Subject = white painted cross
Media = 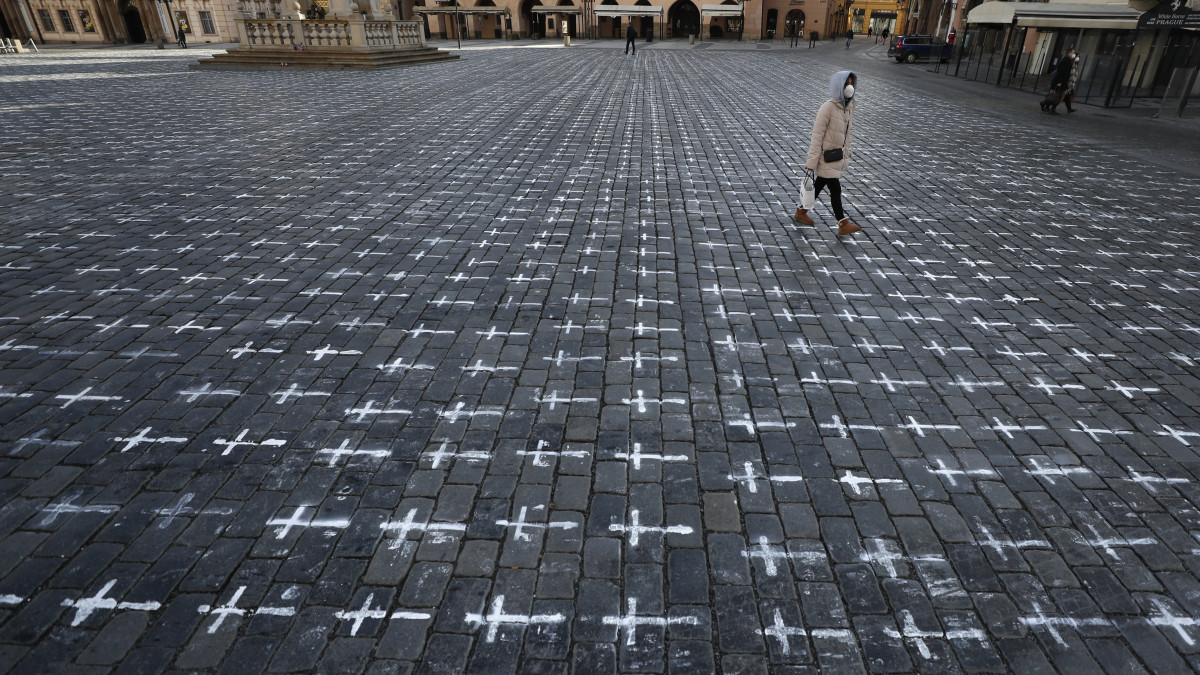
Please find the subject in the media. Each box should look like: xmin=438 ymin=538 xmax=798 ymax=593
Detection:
xmin=1027 ymin=377 xmax=1087 ymax=397
xmin=377 ymin=358 xmax=436 ymax=376
xmin=602 ymin=598 xmax=700 ymax=646
xmin=316 ymin=439 xmax=391 ymax=467
xmin=379 ymin=508 xmax=467 ymax=549
xmin=727 ymin=414 xmax=795 ymax=437
xmin=899 ymin=416 xmax=961 ymax=438
xmin=1105 ymin=380 xmax=1162 ymax=399
xmin=265 ymin=506 xmax=351 ymax=539
xmin=0 ymin=594 xmax=22 ymax=606
xmin=112 ymin=427 xmax=188 ymax=453
xmin=1148 ymin=598 xmax=1200 ymax=646
xmin=307 ymin=345 xmax=363 ymax=362
xmin=211 ymin=430 xmax=287 ymax=457
xmin=741 ymin=536 xmax=826 ymax=577
xmin=619 ymin=352 xmax=680 ymax=369
xmin=151 ymin=493 xmax=234 ymax=528
xmin=197 ymin=586 xmax=296 ymax=634
xmin=621 ymin=390 xmax=688 ymax=413
xmin=1081 ymin=523 xmax=1159 ymax=561
xmin=1156 ymin=425 xmax=1200 ymax=447
xmin=884 ymin=609 xmax=989 ymax=659
xmin=607 ymin=509 xmax=693 ymax=546
xmin=54 ymin=387 xmax=124 ymax=408
xmin=334 ymin=593 xmax=430 ymax=636
xmin=534 ymin=389 xmax=598 ymax=411
xmin=39 ymin=494 xmax=119 ymax=526
xmin=495 ymin=506 xmax=579 ymax=542
xmin=614 ymin=442 xmax=689 ymax=470
xmin=726 ymin=461 xmax=805 ymax=494
xmin=439 ymin=402 xmax=505 ymax=422
xmin=972 ymin=525 xmax=1050 ymax=562
xmin=344 ymin=401 xmax=413 ymax=423
xmin=870 ymin=373 xmax=929 ymax=393
xmin=990 ymin=418 xmax=1049 ymax=439
xmin=1071 ymin=421 xmax=1134 ymax=443
xmin=1019 ymin=601 xmax=1110 ymax=648
xmin=838 ymin=470 xmax=905 ymax=497
xmin=422 ymin=441 xmax=490 ymax=469
xmin=517 ymin=439 xmax=590 ymax=467
xmin=61 ymin=580 xmax=161 ymax=626
xmin=466 ymin=595 xmax=566 ymax=643
xmin=757 ymin=608 xmax=807 ymax=656
xmin=178 ymin=383 xmax=242 ymax=403
xmin=1023 ymin=458 xmax=1094 ymax=484
xmin=928 ymin=458 xmax=998 ymax=487
xmin=270 ymin=384 xmax=333 ymax=405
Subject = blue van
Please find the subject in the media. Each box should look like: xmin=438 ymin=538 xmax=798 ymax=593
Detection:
xmin=887 ymin=34 xmax=953 ymax=63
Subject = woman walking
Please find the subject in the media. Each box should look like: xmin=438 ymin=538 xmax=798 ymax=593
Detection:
xmin=794 ymin=70 xmax=861 ymax=236
xmin=1049 ymin=48 xmax=1079 ymax=114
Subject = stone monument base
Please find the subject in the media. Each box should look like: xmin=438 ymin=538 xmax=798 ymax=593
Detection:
xmin=193 ymin=18 xmax=458 ymax=70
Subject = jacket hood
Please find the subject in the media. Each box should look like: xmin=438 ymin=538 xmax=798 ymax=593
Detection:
xmin=830 ymin=70 xmax=856 ymax=107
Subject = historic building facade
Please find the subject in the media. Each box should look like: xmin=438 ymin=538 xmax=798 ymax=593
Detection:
xmin=0 ymin=0 xmax=240 ymax=44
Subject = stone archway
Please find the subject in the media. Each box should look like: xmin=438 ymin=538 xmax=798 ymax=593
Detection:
xmin=667 ymin=0 xmax=697 ymax=38
xmin=520 ymin=0 xmax=541 ymax=37
xmin=785 ymin=8 xmax=803 ymax=37
xmin=121 ymin=2 xmax=147 ymax=43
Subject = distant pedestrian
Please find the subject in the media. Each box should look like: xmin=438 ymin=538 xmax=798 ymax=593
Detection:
xmin=1049 ymin=47 xmax=1079 ymax=114
xmin=177 ymin=25 xmax=188 ymax=48
xmin=881 ymin=28 xmax=889 ymax=42
xmin=625 ymin=23 xmax=637 ymax=55
xmin=809 ymin=30 xmax=818 ymax=48
xmin=845 ymin=28 xmax=853 ymax=48
xmin=794 ymin=70 xmax=861 ymax=236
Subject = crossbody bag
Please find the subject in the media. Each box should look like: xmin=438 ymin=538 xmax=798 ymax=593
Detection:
xmin=822 ymin=112 xmax=851 ymax=163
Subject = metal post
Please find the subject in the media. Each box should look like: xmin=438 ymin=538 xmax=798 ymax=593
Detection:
xmin=455 ymin=1 xmax=461 ymax=48
xmin=23 ymin=0 xmax=45 ymax=43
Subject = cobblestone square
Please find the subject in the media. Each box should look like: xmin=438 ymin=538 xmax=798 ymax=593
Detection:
xmin=2 ymin=40 xmax=1200 ymax=672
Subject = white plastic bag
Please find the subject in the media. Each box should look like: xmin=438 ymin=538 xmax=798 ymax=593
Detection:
xmin=800 ymin=171 xmax=815 ymax=210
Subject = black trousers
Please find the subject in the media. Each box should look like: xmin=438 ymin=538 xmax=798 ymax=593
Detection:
xmin=814 ymin=177 xmax=845 ymax=220
xmin=626 ymin=37 xmax=635 ymax=54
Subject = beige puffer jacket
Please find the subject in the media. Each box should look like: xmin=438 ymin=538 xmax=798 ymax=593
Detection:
xmin=805 ymin=70 xmax=856 ymax=179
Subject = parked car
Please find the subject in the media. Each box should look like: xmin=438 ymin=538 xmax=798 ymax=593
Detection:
xmin=887 ymin=34 xmax=952 ymax=63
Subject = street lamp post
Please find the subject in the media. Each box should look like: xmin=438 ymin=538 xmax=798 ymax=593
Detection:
xmin=435 ymin=0 xmax=461 ymax=48
xmin=157 ymin=0 xmax=180 ymax=45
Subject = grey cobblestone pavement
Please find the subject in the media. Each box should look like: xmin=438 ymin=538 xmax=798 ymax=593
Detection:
xmin=2 ymin=39 xmax=1200 ymax=673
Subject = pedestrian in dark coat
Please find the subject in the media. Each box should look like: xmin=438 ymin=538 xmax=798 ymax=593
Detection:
xmin=177 ymin=25 xmax=188 ymax=48
xmin=809 ymin=30 xmax=818 ymax=47
xmin=794 ymin=70 xmax=862 ymax=236
xmin=1049 ymin=48 xmax=1079 ymax=113
xmin=845 ymin=28 xmax=853 ymax=48
xmin=625 ymin=23 xmax=637 ymax=55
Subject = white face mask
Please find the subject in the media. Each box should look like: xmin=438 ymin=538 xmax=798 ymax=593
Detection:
xmin=843 ymin=84 xmax=855 ymax=100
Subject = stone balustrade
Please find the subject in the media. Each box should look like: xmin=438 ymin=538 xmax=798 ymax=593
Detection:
xmin=239 ymin=18 xmax=426 ymax=51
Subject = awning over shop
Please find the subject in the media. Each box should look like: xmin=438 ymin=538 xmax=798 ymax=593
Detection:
xmin=700 ymin=4 xmax=742 ymax=16
xmin=594 ymin=6 xmax=663 ymax=16
xmin=414 ymin=5 xmax=509 ymax=13
xmin=966 ymin=2 xmax=1141 ymax=30
xmin=529 ymin=4 xmax=581 ymax=13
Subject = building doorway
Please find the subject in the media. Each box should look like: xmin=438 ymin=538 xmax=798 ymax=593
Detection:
xmin=520 ymin=0 xmax=542 ymax=37
xmin=668 ymin=0 xmax=698 ymax=38
xmin=122 ymin=6 xmax=147 ymax=43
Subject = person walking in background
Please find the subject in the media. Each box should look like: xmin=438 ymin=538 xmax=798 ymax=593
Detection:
xmin=809 ymin=30 xmax=818 ymax=48
xmin=1050 ymin=47 xmax=1080 ymax=113
xmin=625 ymin=23 xmax=637 ymax=55
xmin=845 ymin=28 xmax=854 ymax=48
xmin=794 ymin=70 xmax=862 ymax=236
xmin=177 ymin=25 xmax=188 ymax=48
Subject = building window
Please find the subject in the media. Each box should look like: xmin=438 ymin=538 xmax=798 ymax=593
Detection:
xmin=199 ymin=10 xmax=217 ymax=33
xmin=37 ymin=8 xmax=55 ymax=31
xmin=177 ymin=11 xmax=192 ymax=33
xmin=58 ymin=9 xmax=74 ymax=31
xmin=78 ymin=9 xmax=96 ymax=32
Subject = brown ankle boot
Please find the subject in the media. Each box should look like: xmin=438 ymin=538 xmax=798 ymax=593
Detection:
xmin=793 ymin=208 xmax=815 ymax=226
xmin=837 ymin=218 xmax=861 ymax=235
